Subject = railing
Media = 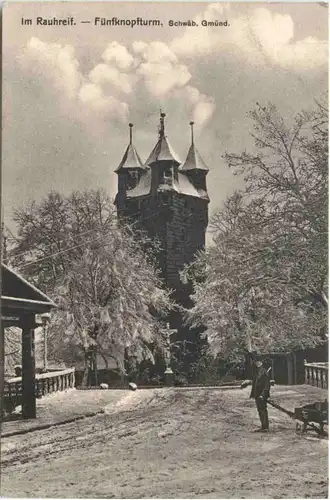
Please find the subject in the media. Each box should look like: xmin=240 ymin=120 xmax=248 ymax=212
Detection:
xmin=4 ymin=368 xmax=75 ymax=402
xmin=305 ymin=362 xmax=328 ymax=389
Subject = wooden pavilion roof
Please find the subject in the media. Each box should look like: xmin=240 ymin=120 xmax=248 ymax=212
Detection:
xmin=1 ymin=263 xmax=56 ymax=321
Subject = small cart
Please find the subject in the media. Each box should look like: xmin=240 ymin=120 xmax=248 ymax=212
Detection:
xmin=294 ymin=401 xmax=328 ymax=437
xmin=268 ymin=398 xmax=328 ymax=437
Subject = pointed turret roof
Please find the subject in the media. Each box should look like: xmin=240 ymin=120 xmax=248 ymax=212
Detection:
xmin=145 ymin=112 xmax=180 ymax=166
xmin=180 ymin=121 xmax=209 ymax=172
xmin=115 ymin=123 xmax=145 ymax=173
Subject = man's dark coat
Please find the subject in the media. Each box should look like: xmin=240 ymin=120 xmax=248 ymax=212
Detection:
xmin=250 ymin=366 xmax=270 ymax=400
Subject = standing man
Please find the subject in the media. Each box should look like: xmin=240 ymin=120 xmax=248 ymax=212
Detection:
xmin=250 ymin=357 xmax=270 ymax=432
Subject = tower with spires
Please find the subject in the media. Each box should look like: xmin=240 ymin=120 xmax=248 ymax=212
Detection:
xmin=114 ymin=113 xmax=209 ymax=355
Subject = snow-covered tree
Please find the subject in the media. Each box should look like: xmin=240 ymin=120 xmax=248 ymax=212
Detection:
xmin=185 ymin=100 xmax=328 ymax=360
xmin=10 ymin=189 xmax=173 ymax=381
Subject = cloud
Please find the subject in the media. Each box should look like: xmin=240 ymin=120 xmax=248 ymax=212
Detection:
xmin=170 ymin=3 xmax=328 ymax=70
xmin=132 ymin=40 xmax=178 ymax=64
xmin=181 ymin=86 xmax=215 ymax=129
xmin=132 ymin=41 xmax=192 ymax=97
xmin=193 ymin=98 xmax=215 ymax=128
xmin=280 ymin=36 xmax=328 ymax=68
xmin=128 ymin=41 xmax=215 ymax=126
xmin=19 ymin=36 xmax=216 ymax=129
xmin=102 ymin=41 xmax=135 ymax=70
xmin=19 ymin=37 xmax=130 ymax=123
xmin=17 ymin=1 xmax=327 ymax=137
xmin=89 ymin=64 xmax=135 ymax=94
xmin=3 ymin=2 xmax=327 ymax=240
xmin=22 ymin=37 xmax=81 ymax=99
xmin=78 ymin=83 xmax=128 ymax=120
xmin=170 ymin=3 xmax=231 ymax=57
xmin=137 ymin=59 xmax=191 ymax=98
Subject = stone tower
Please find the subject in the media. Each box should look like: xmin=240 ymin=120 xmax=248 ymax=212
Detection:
xmin=115 ymin=113 xmax=209 ymax=364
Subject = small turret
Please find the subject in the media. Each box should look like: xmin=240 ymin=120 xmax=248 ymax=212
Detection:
xmin=115 ymin=123 xmax=145 ymax=210
xmin=145 ymin=112 xmax=181 ymax=195
xmin=146 ymin=112 xmax=181 ymax=166
xmin=180 ymin=121 xmax=209 ymax=196
xmin=115 ymin=123 xmax=144 ymax=174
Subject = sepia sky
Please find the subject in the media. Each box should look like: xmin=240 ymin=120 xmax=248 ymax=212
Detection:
xmin=2 ymin=2 xmax=328 ymax=235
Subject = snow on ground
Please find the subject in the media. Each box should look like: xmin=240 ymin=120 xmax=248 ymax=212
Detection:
xmin=1 ymin=385 xmax=328 ymax=498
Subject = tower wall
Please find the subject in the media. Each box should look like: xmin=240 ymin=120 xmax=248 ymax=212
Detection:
xmin=124 ymin=192 xmax=207 ymax=294
xmin=115 ymin=116 xmax=210 ymax=377
xmin=165 ymin=194 xmax=208 ymax=292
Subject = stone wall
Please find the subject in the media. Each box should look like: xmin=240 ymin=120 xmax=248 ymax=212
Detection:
xmin=127 ymin=192 xmax=208 ymax=295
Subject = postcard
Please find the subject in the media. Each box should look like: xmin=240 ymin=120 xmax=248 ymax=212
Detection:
xmin=1 ymin=2 xmax=328 ymax=499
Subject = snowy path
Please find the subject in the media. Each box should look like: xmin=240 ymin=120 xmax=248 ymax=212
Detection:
xmin=1 ymin=386 xmax=328 ymax=498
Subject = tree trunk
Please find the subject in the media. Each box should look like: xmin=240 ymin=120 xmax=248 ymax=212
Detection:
xmin=124 ymin=347 xmax=129 ymax=376
xmin=81 ymin=351 xmax=89 ymax=387
xmin=93 ymin=350 xmax=98 ymax=386
xmin=118 ymin=358 xmax=126 ymax=388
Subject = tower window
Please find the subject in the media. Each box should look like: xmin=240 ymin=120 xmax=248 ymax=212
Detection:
xmin=127 ymin=171 xmax=138 ymax=190
xmin=164 ymin=165 xmax=172 ymax=178
xmin=162 ymin=165 xmax=173 ymax=187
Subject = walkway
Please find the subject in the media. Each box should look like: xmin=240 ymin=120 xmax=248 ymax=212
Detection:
xmin=1 ymin=385 xmax=328 ymax=498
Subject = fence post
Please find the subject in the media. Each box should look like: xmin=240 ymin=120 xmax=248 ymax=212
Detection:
xmin=304 ymin=362 xmax=328 ymax=390
xmin=314 ymin=366 xmax=318 ymax=387
xmin=293 ymin=353 xmax=297 ymax=385
xmin=286 ymin=353 xmax=294 ymax=385
xmin=5 ymin=368 xmax=76 ymax=410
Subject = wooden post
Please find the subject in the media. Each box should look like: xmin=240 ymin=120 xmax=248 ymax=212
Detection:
xmin=313 ymin=366 xmax=317 ymax=386
xmin=293 ymin=352 xmax=299 ymax=385
xmin=0 ymin=324 xmax=5 ymax=418
xmin=20 ymin=314 xmax=37 ymax=419
xmin=41 ymin=313 xmax=51 ymax=373
xmin=271 ymin=359 xmax=275 ymax=381
xmin=325 ymin=367 xmax=328 ymax=390
xmin=94 ymin=351 xmax=98 ymax=387
xmin=286 ymin=353 xmax=293 ymax=385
